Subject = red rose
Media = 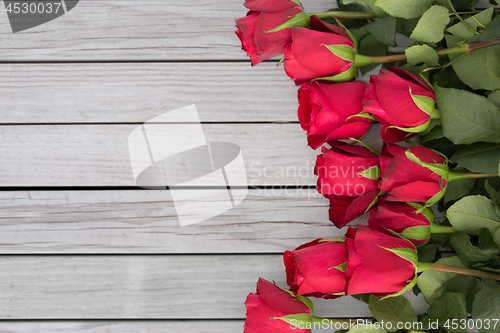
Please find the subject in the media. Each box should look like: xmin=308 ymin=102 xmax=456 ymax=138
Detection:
xmin=284 ymin=16 xmax=356 ymax=85
xmin=315 ymin=141 xmax=381 ymax=228
xmin=284 ymin=239 xmax=347 ymax=298
xmin=368 ymin=198 xmax=433 ymax=247
xmin=298 ymin=81 xmax=371 ymax=149
xmin=235 ymin=0 xmax=308 ymax=65
xmin=244 ymin=278 xmax=312 ymax=333
xmin=380 ymin=146 xmax=448 ymax=206
xmin=363 ymin=67 xmax=436 ymax=143
xmin=345 ymin=226 xmax=417 ymax=296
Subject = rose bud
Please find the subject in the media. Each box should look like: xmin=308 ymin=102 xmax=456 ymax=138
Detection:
xmin=363 ymin=67 xmax=437 ymax=143
xmin=244 ymin=278 xmax=313 ymax=332
xmin=284 ymin=238 xmax=347 ymax=299
xmin=345 ymin=226 xmax=418 ymax=296
xmin=284 ymin=15 xmax=357 ymax=85
xmin=380 ymin=146 xmax=448 ymax=207
xmin=315 ymin=141 xmax=382 ymax=228
xmin=298 ymin=81 xmax=372 ymax=150
xmin=235 ymin=0 xmax=309 ymax=66
xmin=368 ymin=198 xmax=434 ymax=247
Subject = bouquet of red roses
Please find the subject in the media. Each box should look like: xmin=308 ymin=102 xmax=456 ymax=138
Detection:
xmin=236 ymin=0 xmax=500 ymax=332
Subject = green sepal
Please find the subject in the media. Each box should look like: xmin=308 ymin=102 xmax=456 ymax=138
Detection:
xmin=380 ymin=275 xmax=418 ymax=300
xmin=401 ymin=226 xmax=431 ymax=242
xmin=315 ymin=65 xmax=356 ymax=83
xmin=410 ymin=87 xmax=435 ymax=114
xmin=347 ymin=112 xmax=377 ymax=121
xmin=290 ymin=0 xmax=304 ymax=8
xmin=364 ymin=190 xmax=383 ymax=213
xmin=319 ymin=238 xmax=345 ymax=243
xmin=329 ymin=261 xmax=347 ymax=273
xmin=266 ymin=11 xmax=310 ymax=33
xmin=349 ymin=138 xmax=381 ymax=155
xmin=333 ymin=17 xmax=359 ymax=51
xmin=272 ymin=313 xmax=312 ymax=325
xmin=404 ymin=150 xmax=449 ymax=180
xmin=380 ymin=245 xmax=418 ymax=265
xmin=422 ymin=185 xmax=447 ymax=209
xmin=273 ymin=281 xmax=314 ymax=313
xmin=387 ymin=119 xmax=431 ymax=134
xmin=324 ymin=44 xmax=356 ymax=61
xmin=357 ymin=165 xmax=381 ymax=180
xmin=406 ymin=202 xmax=435 ymax=223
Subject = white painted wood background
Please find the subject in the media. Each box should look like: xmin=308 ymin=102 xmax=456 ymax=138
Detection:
xmin=3 ymin=0 xmax=489 ymax=331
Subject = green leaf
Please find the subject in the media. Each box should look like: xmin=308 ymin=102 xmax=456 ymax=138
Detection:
xmin=374 ymin=0 xmax=433 ymax=19
xmin=471 ymin=280 xmax=500 ymax=333
xmin=368 ymin=295 xmax=418 ymax=332
xmin=450 ymin=232 xmax=499 ymax=266
xmin=439 ymin=275 xmax=480 ymax=313
xmin=452 ymin=45 xmax=500 ymax=91
xmin=358 ymin=34 xmax=388 ymax=74
xmin=405 ymin=45 xmax=440 ymax=66
xmin=417 ymin=256 xmax=466 ymax=304
xmin=418 ymin=243 xmax=438 ymax=263
xmin=421 ymin=125 xmax=444 ymax=143
xmin=447 ymin=195 xmax=500 ymax=247
xmin=358 ymin=165 xmax=381 ymax=180
xmin=467 ymin=16 xmax=500 ymax=43
xmin=435 ymin=86 xmax=500 ymax=145
xmin=479 ymin=227 xmax=500 ymax=253
xmin=427 ymin=292 xmax=467 ymax=333
xmin=451 ymin=143 xmax=500 ymax=174
xmin=488 ymin=90 xmax=500 ymax=109
xmin=444 ymin=170 xmax=475 ymax=203
xmin=485 ymin=180 xmax=500 ymax=217
xmin=362 ymin=0 xmax=389 ymax=18
xmin=410 ymin=5 xmax=450 ymax=43
xmin=365 ymin=17 xmax=397 ymax=47
xmin=447 ymin=7 xmax=494 ymax=39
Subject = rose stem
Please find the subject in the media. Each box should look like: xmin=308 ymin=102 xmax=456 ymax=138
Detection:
xmin=355 ymin=38 xmax=500 ymax=66
xmin=448 ymin=172 xmax=499 ymax=182
xmin=310 ymin=11 xmax=377 ymax=20
xmin=430 ymin=224 xmax=457 ymax=234
xmin=418 ymin=262 xmax=500 ymax=281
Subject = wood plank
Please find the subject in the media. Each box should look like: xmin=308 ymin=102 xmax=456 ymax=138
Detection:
xmin=0 ymin=321 xmax=246 ymax=333
xmin=0 ymin=255 xmax=428 ymax=319
xmin=0 ymin=0 xmax=333 ymax=61
xmin=0 ymin=63 xmax=300 ymax=123
xmin=0 ymin=123 xmax=384 ymax=186
xmin=0 ymin=189 xmax=341 ymax=254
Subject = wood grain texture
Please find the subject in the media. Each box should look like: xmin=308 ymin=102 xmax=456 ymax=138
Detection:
xmin=0 ymin=321 xmax=246 ymax=333
xmin=0 ymin=189 xmax=344 ymax=254
xmin=0 ymin=0 xmax=333 ymax=61
xmin=0 ymin=123 xmax=384 ymax=186
xmin=0 ymin=255 xmax=429 ymax=319
xmin=0 ymin=63 xmax=299 ymax=123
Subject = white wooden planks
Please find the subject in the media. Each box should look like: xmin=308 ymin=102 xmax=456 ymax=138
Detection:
xmin=0 ymin=189 xmax=351 ymax=254
xmin=0 ymin=321 xmax=246 ymax=333
xmin=0 ymin=63 xmax=299 ymax=123
xmin=0 ymin=123 xmax=384 ymax=186
xmin=0 ymin=255 xmax=428 ymax=319
xmin=0 ymin=0 xmax=334 ymax=61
